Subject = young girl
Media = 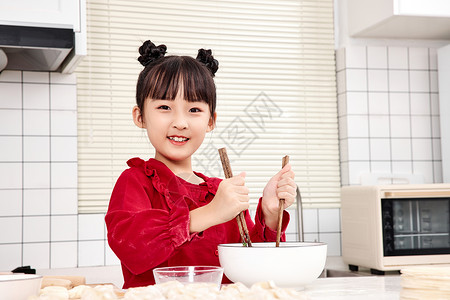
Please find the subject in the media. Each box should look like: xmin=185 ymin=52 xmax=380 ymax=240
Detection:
xmin=105 ymin=40 xmax=297 ymax=289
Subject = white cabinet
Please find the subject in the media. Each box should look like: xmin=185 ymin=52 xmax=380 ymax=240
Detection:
xmin=0 ymin=0 xmax=81 ymax=32
xmin=348 ymin=0 xmax=450 ymax=39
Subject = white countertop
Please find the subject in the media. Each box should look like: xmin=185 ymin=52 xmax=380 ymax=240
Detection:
xmin=304 ymin=276 xmax=401 ymax=299
xmin=37 ymin=257 xmax=404 ymax=298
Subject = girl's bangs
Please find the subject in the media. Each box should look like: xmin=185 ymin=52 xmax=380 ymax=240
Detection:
xmin=145 ymin=58 xmax=211 ymax=105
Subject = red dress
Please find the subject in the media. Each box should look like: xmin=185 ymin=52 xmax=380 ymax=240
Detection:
xmin=105 ymin=158 xmax=290 ymax=288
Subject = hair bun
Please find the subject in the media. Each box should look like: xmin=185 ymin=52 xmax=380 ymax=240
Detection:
xmin=138 ymin=40 xmax=167 ymax=67
xmin=196 ymin=49 xmax=219 ymax=76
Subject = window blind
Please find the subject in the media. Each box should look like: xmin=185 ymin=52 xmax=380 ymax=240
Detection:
xmin=76 ymin=0 xmax=340 ymax=213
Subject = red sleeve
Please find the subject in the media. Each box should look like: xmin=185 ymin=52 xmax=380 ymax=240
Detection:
xmin=247 ymin=198 xmax=290 ymax=242
xmin=105 ymin=169 xmax=191 ymax=275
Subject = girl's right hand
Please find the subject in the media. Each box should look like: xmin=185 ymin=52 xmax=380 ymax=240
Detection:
xmin=189 ymin=172 xmax=249 ymax=233
xmin=209 ymin=172 xmax=250 ymax=224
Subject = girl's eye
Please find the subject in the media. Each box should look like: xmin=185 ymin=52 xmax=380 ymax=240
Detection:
xmin=189 ymin=107 xmax=201 ymax=113
xmin=157 ymin=105 xmax=170 ymax=110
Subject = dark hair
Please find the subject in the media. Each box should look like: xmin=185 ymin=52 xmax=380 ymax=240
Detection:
xmin=136 ymin=40 xmax=219 ymax=117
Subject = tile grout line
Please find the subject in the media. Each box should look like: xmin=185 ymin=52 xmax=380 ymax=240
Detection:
xmin=365 ymin=46 xmax=373 ymax=174
xmin=21 ymin=70 xmax=24 ymax=268
xmin=407 ymin=48 xmax=415 ymax=175
xmin=386 ymin=46 xmax=394 ymax=177
xmin=427 ymin=48 xmax=436 ymax=183
xmin=48 ymin=71 xmax=52 ymax=269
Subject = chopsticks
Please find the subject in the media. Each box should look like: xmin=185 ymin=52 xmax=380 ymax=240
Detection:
xmin=218 ymin=148 xmax=252 ymax=247
xmin=276 ymin=155 xmax=290 ymax=247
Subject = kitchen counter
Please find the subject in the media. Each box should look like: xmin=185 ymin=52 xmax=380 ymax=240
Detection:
xmin=36 ymin=257 xmax=404 ymax=298
xmin=303 ymin=276 xmax=401 ymax=299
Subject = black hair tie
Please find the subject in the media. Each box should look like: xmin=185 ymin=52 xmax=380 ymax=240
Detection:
xmin=138 ymin=40 xmax=167 ymax=67
xmin=196 ymin=48 xmax=219 ymax=76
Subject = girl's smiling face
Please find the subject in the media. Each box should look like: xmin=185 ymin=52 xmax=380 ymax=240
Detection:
xmin=133 ymin=88 xmax=216 ymax=168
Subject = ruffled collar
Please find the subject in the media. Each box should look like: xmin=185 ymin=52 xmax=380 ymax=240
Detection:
xmin=126 ymin=157 xmax=221 ymax=196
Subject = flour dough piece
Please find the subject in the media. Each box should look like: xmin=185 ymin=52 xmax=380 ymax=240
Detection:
xmin=68 ymin=285 xmax=93 ymax=299
xmin=124 ymin=285 xmax=165 ymax=300
xmin=81 ymin=284 xmax=118 ymax=300
xmin=251 ymin=281 xmax=308 ymax=300
xmin=219 ymin=282 xmax=250 ymax=299
xmin=38 ymin=286 xmax=70 ymax=299
xmin=218 ymin=281 xmax=307 ymax=300
xmin=30 ymin=280 xmax=307 ymax=300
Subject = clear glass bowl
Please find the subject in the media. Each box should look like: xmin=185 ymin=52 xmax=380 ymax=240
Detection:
xmin=153 ymin=266 xmax=223 ymax=288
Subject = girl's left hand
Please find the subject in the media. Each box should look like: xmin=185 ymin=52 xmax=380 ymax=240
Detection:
xmin=261 ymin=164 xmax=296 ymax=230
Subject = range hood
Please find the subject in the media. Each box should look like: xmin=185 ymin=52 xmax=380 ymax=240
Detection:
xmin=0 ymin=0 xmax=86 ymax=74
xmin=0 ymin=24 xmax=74 ymax=72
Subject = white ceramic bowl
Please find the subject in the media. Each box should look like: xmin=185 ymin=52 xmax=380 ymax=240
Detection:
xmin=0 ymin=274 xmax=43 ymax=300
xmin=153 ymin=266 xmax=223 ymax=288
xmin=218 ymin=242 xmax=327 ymax=289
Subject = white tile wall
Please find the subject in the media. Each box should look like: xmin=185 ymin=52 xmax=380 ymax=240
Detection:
xmin=300 ymin=208 xmax=342 ymax=255
xmin=368 ymin=70 xmax=388 ymax=91
xmin=51 ymin=137 xmax=77 ymax=161
xmin=319 ymin=233 xmax=341 ymax=256
xmin=388 ymin=47 xmax=408 ymax=69
xmin=51 ymin=215 xmax=78 ymax=242
xmin=23 ymin=243 xmax=50 ymax=269
xmin=79 ymin=214 xmax=105 ymax=240
xmin=346 ymin=92 xmax=368 ymax=114
xmin=367 ymin=46 xmax=387 ymax=69
xmin=0 ymin=110 xmax=22 ymax=135
xmin=345 ymin=46 xmax=366 ymax=68
xmin=0 ymin=190 xmax=22 ymax=216
xmin=388 ymin=70 xmax=409 ymax=92
xmin=410 ymin=93 xmax=431 ymax=115
xmin=23 ymin=136 xmax=50 ymax=162
xmin=23 ymin=110 xmax=50 ymax=135
xmin=23 ymin=189 xmax=50 ymax=216
xmin=51 ymin=162 xmax=78 ymax=188
xmin=338 ymin=46 xmax=442 ymax=186
xmin=105 ymin=243 xmax=121 ymax=266
xmin=23 ymin=163 xmax=50 ymax=188
xmin=51 ymin=242 xmax=77 ymax=268
xmin=410 ymin=71 xmax=430 ymax=92
xmin=0 ymin=244 xmax=22 ymax=271
xmin=390 ymin=93 xmax=410 ymax=114
xmin=23 ymin=84 xmax=50 ymax=109
xmin=0 ymin=217 xmax=22 ymax=243
xmin=50 ymin=110 xmax=77 ymax=136
xmin=409 ymin=48 xmax=429 ymax=70
xmin=369 ymin=115 xmax=390 ymax=137
xmin=23 ymin=71 xmax=49 ymax=83
xmin=0 ymin=70 xmax=21 ymax=82
xmin=0 ymin=163 xmax=22 ymax=189
xmin=346 ymin=69 xmax=367 ymax=91
xmin=79 ymin=241 xmax=105 ymax=267
xmin=348 ymin=138 xmax=370 ymax=160
xmin=23 ymin=216 xmax=50 ymax=243
xmin=51 ymin=189 xmax=78 ymax=215
xmin=368 ymin=92 xmax=389 ymax=115
xmin=0 ymin=71 xmax=81 ymax=271
xmin=51 ymin=85 xmax=77 ymax=110
xmin=0 ymin=136 xmax=22 ymax=161
xmin=0 ymin=82 xmax=22 ymax=108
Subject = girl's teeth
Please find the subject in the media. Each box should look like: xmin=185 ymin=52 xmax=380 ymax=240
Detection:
xmin=169 ymin=137 xmax=188 ymax=142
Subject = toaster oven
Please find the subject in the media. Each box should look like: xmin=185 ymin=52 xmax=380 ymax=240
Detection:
xmin=341 ymin=184 xmax=450 ymax=274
